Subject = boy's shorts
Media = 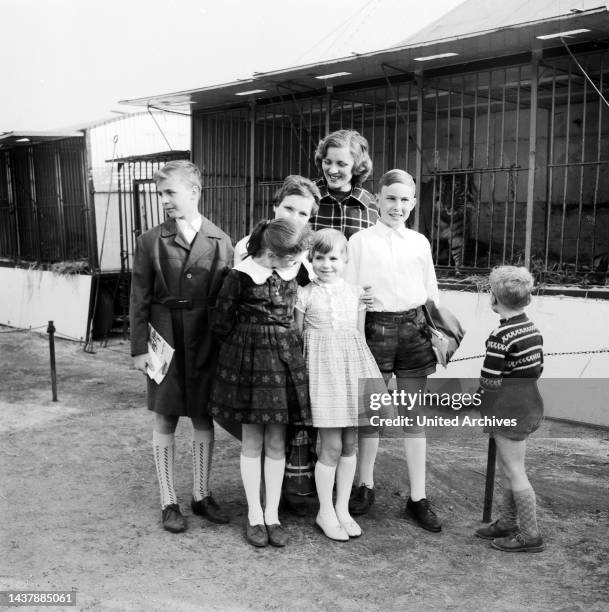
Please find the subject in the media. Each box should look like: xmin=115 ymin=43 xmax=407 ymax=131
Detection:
xmin=365 ymin=308 xmax=437 ymax=436
xmin=365 ymin=309 xmax=437 ymax=378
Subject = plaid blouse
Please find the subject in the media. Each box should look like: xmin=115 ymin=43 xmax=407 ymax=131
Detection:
xmin=310 ymin=179 xmax=378 ymax=239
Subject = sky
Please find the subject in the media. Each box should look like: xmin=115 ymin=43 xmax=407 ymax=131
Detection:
xmin=1 ymin=0 xmax=464 ymax=132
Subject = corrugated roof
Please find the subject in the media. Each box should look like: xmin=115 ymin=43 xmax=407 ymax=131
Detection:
xmin=121 ymin=5 xmax=609 ymax=113
xmin=0 ymin=131 xmax=84 ymax=148
xmin=402 ymin=0 xmax=609 ymax=44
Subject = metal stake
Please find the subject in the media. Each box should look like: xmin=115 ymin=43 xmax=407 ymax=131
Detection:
xmin=482 ymin=437 xmax=496 ymax=522
xmin=47 ymin=320 xmax=58 ymax=402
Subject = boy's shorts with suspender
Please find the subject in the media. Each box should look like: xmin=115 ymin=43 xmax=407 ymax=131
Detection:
xmin=365 ymin=307 xmax=437 ymax=435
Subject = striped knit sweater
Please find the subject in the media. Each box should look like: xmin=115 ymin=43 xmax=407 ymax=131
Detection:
xmin=480 ymin=312 xmax=544 ymax=392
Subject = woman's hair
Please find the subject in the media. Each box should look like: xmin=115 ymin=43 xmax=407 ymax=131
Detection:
xmin=246 ymin=218 xmax=311 ymax=258
xmin=273 ymin=175 xmax=321 ymax=216
xmin=489 ymin=265 xmax=534 ymax=308
xmin=378 ymin=169 xmax=416 ymax=192
xmin=153 ymin=160 xmax=202 ymax=189
xmin=314 ymin=129 xmax=373 ymax=185
xmin=308 ymin=228 xmax=348 ymax=262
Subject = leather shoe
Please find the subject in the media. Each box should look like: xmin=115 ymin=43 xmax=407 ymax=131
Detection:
xmin=349 ymin=485 xmax=375 ymax=516
xmin=405 ymin=497 xmax=442 ymax=532
xmin=191 ymin=496 xmax=229 ymax=524
xmin=491 ymin=532 xmax=545 ymax=553
xmin=475 ymin=520 xmax=518 ymax=540
xmin=315 ymin=513 xmax=349 ymax=541
xmin=162 ymin=504 xmax=187 ymax=533
xmin=280 ymin=494 xmax=309 ymax=517
xmin=266 ymin=523 xmax=288 ymax=547
xmin=245 ymin=521 xmax=268 ymax=547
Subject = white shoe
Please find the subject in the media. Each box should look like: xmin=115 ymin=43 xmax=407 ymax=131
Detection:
xmin=315 ymin=513 xmax=349 ymax=541
xmin=338 ymin=516 xmax=362 ymax=538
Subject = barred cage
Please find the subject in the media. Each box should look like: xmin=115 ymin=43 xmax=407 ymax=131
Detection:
xmin=192 ymin=47 xmax=608 ymax=285
xmin=0 ymin=137 xmax=93 ymax=266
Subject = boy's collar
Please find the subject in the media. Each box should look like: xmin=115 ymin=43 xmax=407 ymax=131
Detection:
xmin=375 ymin=219 xmax=409 ymax=237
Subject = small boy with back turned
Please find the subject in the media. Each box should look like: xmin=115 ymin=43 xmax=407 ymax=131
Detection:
xmin=475 ymin=265 xmax=544 ymax=553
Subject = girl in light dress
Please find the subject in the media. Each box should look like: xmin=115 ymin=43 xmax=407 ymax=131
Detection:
xmin=294 ymin=228 xmax=384 ymax=541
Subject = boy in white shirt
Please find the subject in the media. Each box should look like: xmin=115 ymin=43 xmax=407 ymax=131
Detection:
xmin=344 ymin=169 xmax=442 ymax=532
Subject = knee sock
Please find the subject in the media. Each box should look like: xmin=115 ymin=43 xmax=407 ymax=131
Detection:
xmin=192 ymin=428 xmax=214 ymax=502
xmin=404 ymin=437 xmax=426 ymax=501
xmin=513 ymin=486 xmax=539 ymax=538
xmin=153 ymin=431 xmax=177 ymax=509
xmin=240 ymin=454 xmax=264 ymax=525
xmin=497 ymin=486 xmax=518 ymax=529
xmin=315 ymin=461 xmax=338 ymax=521
xmin=263 ymin=456 xmax=285 ymax=525
xmin=357 ymin=435 xmax=379 ymax=488
xmin=335 ymin=454 xmax=357 ymax=523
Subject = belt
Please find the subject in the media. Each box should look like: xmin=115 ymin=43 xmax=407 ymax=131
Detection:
xmin=368 ymin=307 xmax=421 ymax=321
xmin=152 ymin=297 xmax=207 ymax=309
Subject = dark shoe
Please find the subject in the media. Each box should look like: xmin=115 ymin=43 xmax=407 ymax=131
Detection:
xmin=162 ymin=504 xmax=187 ymax=533
xmin=491 ymin=532 xmax=545 ymax=553
xmin=405 ymin=498 xmax=442 ymax=532
xmin=266 ymin=523 xmax=288 ymax=547
xmin=245 ymin=521 xmax=268 ymax=547
xmin=349 ymin=485 xmax=375 ymax=516
xmin=191 ymin=496 xmax=230 ymax=524
xmin=475 ymin=520 xmax=518 ymax=540
xmin=280 ymin=494 xmax=309 ymax=517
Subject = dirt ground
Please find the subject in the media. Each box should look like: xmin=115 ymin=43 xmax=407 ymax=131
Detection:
xmin=1 ymin=327 xmax=608 ymax=612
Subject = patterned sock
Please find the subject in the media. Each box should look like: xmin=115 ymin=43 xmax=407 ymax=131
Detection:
xmin=357 ymin=435 xmax=379 ymax=488
xmin=404 ymin=436 xmax=426 ymax=501
xmin=335 ymin=454 xmax=357 ymax=524
xmin=240 ymin=454 xmax=264 ymax=525
xmin=496 ymin=486 xmax=518 ymax=529
xmin=513 ymin=486 xmax=540 ymax=538
xmin=153 ymin=431 xmax=177 ymax=509
xmin=315 ymin=461 xmax=338 ymax=521
xmin=192 ymin=428 xmax=214 ymax=502
xmin=263 ymin=456 xmax=285 ymax=525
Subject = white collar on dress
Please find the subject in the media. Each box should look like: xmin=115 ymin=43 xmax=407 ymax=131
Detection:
xmin=374 ymin=219 xmax=408 ymax=239
xmin=235 ymin=256 xmax=301 ymax=283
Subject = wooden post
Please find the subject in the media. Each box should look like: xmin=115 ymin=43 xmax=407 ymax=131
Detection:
xmin=482 ymin=437 xmax=496 ymax=522
xmin=47 ymin=320 xmax=58 ymax=402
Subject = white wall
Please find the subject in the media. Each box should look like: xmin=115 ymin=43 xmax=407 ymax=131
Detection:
xmin=0 ymin=267 xmax=92 ymax=341
xmin=437 ymin=289 xmax=609 ymax=427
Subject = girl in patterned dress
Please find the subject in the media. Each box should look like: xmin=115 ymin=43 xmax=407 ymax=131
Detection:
xmin=209 ymin=218 xmax=311 ymax=548
xmin=294 ymin=229 xmax=384 ymax=541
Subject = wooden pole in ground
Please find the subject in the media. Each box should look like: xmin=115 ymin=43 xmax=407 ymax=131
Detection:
xmin=482 ymin=437 xmax=496 ymax=522
xmin=47 ymin=320 xmax=58 ymax=402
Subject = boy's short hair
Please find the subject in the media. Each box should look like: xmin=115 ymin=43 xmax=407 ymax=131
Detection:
xmin=273 ymin=175 xmax=321 ymax=216
xmin=153 ymin=160 xmax=202 ymax=189
xmin=378 ymin=169 xmax=416 ymax=193
xmin=490 ymin=266 xmax=534 ymax=309
xmin=308 ymin=228 xmax=348 ymax=262
xmin=314 ymin=130 xmax=372 ymax=185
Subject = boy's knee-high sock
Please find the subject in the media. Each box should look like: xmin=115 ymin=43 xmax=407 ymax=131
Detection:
xmin=513 ymin=486 xmax=539 ymax=538
xmin=263 ymin=456 xmax=285 ymax=525
xmin=192 ymin=428 xmax=214 ymax=502
xmin=357 ymin=434 xmax=379 ymax=487
xmin=497 ymin=486 xmax=518 ymax=529
xmin=153 ymin=431 xmax=177 ymax=508
xmin=315 ymin=461 xmax=338 ymax=520
xmin=335 ymin=454 xmax=357 ymax=523
xmin=240 ymin=454 xmax=264 ymax=525
xmin=403 ymin=437 xmax=426 ymax=501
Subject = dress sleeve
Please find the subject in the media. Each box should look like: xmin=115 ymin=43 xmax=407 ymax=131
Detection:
xmin=295 ymin=284 xmax=310 ymax=313
xmin=209 ymin=269 xmax=242 ymax=340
